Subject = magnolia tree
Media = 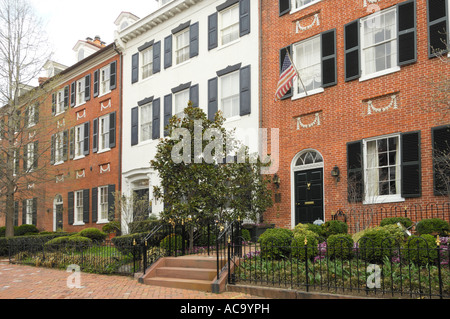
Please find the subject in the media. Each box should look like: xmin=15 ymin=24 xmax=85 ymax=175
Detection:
xmin=150 ymin=105 xmax=273 ymax=230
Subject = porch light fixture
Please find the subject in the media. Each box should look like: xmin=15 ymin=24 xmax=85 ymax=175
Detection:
xmin=273 ymin=174 xmax=281 ymax=189
xmin=331 ymin=166 xmax=340 ymax=182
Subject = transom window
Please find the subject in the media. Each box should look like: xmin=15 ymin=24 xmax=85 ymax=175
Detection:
xmin=364 ymin=135 xmax=402 ymax=203
xmin=142 ymin=47 xmax=153 ymax=79
xmin=220 ymin=5 xmax=239 ymax=45
xmin=175 ymin=28 xmax=190 ymax=65
xmin=220 ymin=71 xmax=240 ymax=119
xmin=295 ymin=150 xmax=323 ymax=167
xmin=361 ymin=7 xmax=398 ymax=77
xmin=293 ymin=35 xmax=322 ymax=97
xmin=140 ymin=103 xmax=153 ymax=142
xmin=174 ymin=89 xmax=190 ymax=119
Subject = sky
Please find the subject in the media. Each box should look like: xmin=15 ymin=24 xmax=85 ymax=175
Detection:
xmin=29 ymin=0 xmax=158 ymax=67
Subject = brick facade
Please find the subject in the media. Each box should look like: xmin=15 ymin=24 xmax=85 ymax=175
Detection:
xmin=261 ymin=0 xmax=450 ymax=230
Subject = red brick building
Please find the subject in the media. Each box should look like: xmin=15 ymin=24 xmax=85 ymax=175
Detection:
xmin=5 ymin=39 xmax=122 ymax=233
xmin=261 ymin=0 xmax=450 ymax=232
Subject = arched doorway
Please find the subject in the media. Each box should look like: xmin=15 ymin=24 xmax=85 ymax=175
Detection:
xmin=291 ymin=150 xmax=325 ymax=227
xmin=53 ymin=194 xmax=64 ymax=231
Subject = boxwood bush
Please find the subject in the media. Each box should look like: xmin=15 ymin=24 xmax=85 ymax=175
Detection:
xmin=111 ymin=232 xmax=147 ymax=255
xmin=327 ymin=234 xmax=354 ymax=260
xmin=416 ymin=218 xmax=450 ymax=236
xmin=380 ymin=217 xmax=413 ymax=229
xmin=403 ymin=235 xmax=438 ymax=265
xmin=291 ymin=229 xmax=319 ymax=261
xmin=322 ymin=220 xmax=348 ymax=238
xmin=259 ymin=228 xmax=294 ymax=259
xmin=78 ymin=228 xmax=107 ymax=243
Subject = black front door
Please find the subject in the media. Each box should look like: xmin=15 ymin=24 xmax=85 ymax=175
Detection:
xmin=55 ymin=204 xmax=63 ymax=231
xmin=294 ymin=168 xmax=324 ymax=225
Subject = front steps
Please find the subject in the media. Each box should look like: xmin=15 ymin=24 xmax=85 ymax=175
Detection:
xmin=139 ymin=256 xmax=227 ymax=293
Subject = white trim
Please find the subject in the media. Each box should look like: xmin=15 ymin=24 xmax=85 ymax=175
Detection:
xmin=290 ymin=0 xmax=322 ymax=14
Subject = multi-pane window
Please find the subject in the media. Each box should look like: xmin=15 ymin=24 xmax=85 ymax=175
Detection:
xmin=75 ymin=125 xmax=84 ymax=158
xmin=293 ymin=35 xmax=322 ymax=96
xmin=54 ymin=132 xmax=64 ymax=164
xmin=26 ymin=199 xmax=33 ymax=225
xmin=76 ymin=79 xmax=85 ymax=106
xmin=142 ymin=47 xmax=153 ymax=79
xmin=75 ymin=191 xmax=84 ymax=224
xmin=99 ymin=186 xmax=109 ymax=222
xmin=174 ymin=89 xmax=190 ymax=119
xmin=220 ymin=71 xmax=240 ymax=119
xmin=100 ymin=66 xmax=111 ymax=96
xmin=27 ymin=105 xmax=36 ymax=127
xmin=293 ymin=0 xmax=321 ymax=10
xmin=175 ymin=28 xmax=190 ymax=65
xmin=140 ymin=103 xmax=153 ymax=142
xmin=220 ymin=5 xmax=239 ymax=45
xmin=56 ymin=89 xmax=65 ymax=114
xmin=99 ymin=115 xmax=110 ymax=151
xmin=26 ymin=143 xmax=35 ymax=172
xmin=364 ymin=135 xmax=401 ymax=202
xmin=361 ymin=7 xmax=398 ymax=77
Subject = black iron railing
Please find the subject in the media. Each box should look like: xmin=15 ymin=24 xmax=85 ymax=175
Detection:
xmin=215 ymin=220 xmax=242 ymax=281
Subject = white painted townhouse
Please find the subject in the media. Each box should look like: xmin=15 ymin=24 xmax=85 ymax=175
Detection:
xmin=114 ymin=0 xmax=260 ymax=232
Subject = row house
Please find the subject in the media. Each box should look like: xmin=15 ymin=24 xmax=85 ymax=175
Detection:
xmin=114 ymin=0 xmax=260 ymax=231
xmin=261 ymin=0 xmax=450 ymax=229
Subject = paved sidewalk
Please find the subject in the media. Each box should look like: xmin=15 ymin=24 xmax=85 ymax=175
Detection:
xmin=0 ymin=261 xmax=261 ymax=300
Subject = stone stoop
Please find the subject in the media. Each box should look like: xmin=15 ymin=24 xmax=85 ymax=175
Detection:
xmin=139 ymin=256 xmax=227 ymax=293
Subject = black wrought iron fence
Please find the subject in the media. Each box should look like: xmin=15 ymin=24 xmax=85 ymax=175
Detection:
xmin=229 ymin=236 xmax=450 ymax=299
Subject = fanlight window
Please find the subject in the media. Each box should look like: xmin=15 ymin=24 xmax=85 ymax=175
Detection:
xmin=295 ymin=151 xmax=323 ymax=167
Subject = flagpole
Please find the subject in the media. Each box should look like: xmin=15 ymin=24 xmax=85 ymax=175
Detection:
xmin=286 ymin=50 xmax=308 ymax=96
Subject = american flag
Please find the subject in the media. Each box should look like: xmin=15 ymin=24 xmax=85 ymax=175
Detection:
xmin=275 ymin=53 xmax=298 ymax=101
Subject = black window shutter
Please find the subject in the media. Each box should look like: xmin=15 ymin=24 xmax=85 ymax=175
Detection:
xmin=70 ymin=82 xmax=76 ymax=107
xmin=33 ymin=141 xmax=38 ymax=170
xmin=64 ymin=86 xmax=69 ymax=110
xmin=51 ymin=134 xmax=55 ymax=165
xmin=164 ymin=94 xmax=173 ymax=137
xmin=164 ymin=35 xmax=173 ymax=69
xmin=152 ymin=98 xmax=161 ymax=140
xmin=110 ymin=61 xmax=117 ymax=90
xmin=401 ymin=131 xmax=421 ymax=198
xmin=240 ymin=65 xmax=251 ymax=116
xmin=108 ymin=184 xmax=116 ymax=221
xmin=321 ymin=29 xmax=337 ymax=88
xmin=23 ymin=144 xmax=28 ymax=172
xmin=347 ymin=140 xmax=364 ymax=202
xmin=398 ymin=0 xmax=417 ymax=65
xmin=279 ymin=46 xmax=293 ymax=99
xmin=22 ymin=200 xmax=26 ymax=225
xmin=92 ymin=187 xmax=98 ymax=223
xmin=34 ymin=103 xmax=39 ymax=124
xmin=427 ymin=0 xmax=448 ymax=57
xmin=93 ymin=118 xmax=98 ymax=153
xmin=83 ymin=122 xmax=90 ymax=156
xmin=83 ymin=189 xmax=90 ymax=224
xmin=132 ymin=53 xmax=139 ymax=84
xmin=109 ymin=112 xmax=116 ymax=149
xmin=32 ymin=198 xmax=37 ymax=226
xmin=208 ymin=77 xmax=218 ymax=121
xmin=85 ymin=74 xmax=91 ymax=101
xmin=68 ymin=192 xmax=74 ymax=225
xmin=131 ymin=107 xmax=139 ymax=146
xmin=190 ymin=22 xmax=199 ymax=58
xmin=153 ymin=41 xmax=161 ymax=74
xmin=279 ymin=0 xmax=291 ymax=16
xmin=14 ymin=202 xmax=18 ymax=227
xmin=63 ymin=130 xmax=68 ymax=161
xmin=190 ymin=84 xmax=199 ymax=108
xmin=344 ymin=19 xmax=361 ymax=82
xmin=52 ymin=93 xmax=56 ymax=115
xmin=208 ymin=13 xmax=218 ymax=50
xmin=69 ymin=127 xmax=75 ymax=160
xmin=432 ymin=125 xmax=450 ymax=195
xmin=239 ymin=0 xmax=250 ymax=37
xmin=94 ymin=69 xmax=99 ymax=97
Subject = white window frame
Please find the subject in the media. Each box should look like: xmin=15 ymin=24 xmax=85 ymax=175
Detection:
xmin=219 ymin=4 xmax=240 ymax=46
xmin=98 ymin=115 xmax=110 ymax=152
xmin=25 ymin=199 xmax=33 ymax=225
xmin=54 ymin=131 xmax=64 ymax=165
xmin=174 ymin=28 xmax=190 ymax=65
xmin=291 ymin=0 xmax=322 ymax=13
xmin=174 ymin=89 xmax=190 ymax=119
xmin=27 ymin=105 xmax=36 ymax=128
xmin=98 ymin=186 xmax=109 ymax=223
xmin=76 ymin=79 xmax=85 ymax=107
xmin=99 ymin=65 xmax=111 ymax=97
xmin=140 ymin=102 xmax=153 ymax=143
xmin=363 ymin=133 xmax=404 ymax=204
xmin=27 ymin=143 xmax=35 ymax=172
xmin=74 ymin=124 xmax=85 ymax=159
xmin=74 ymin=190 xmax=84 ymax=225
xmin=141 ymin=46 xmax=154 ymax=80
xmin=360 ymin=6 xmax=400 ymax=81
xmin=219 ymin=71 xmax=240 ymax=120
xmin=56 ymin=89 xmax=65 ymax=115
xmin=292 ymin=35 xmax=323 ymax=99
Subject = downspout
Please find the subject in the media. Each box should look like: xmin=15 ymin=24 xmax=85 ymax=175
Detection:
xmin=113 ymin=43 xmax=123 ymax=201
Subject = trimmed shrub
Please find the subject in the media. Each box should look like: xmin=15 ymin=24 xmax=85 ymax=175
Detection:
xmin=380 ymin=217 xmax=413 ymax=229
xmin=293 ymin=223 xmax=324 ymax=238
xmin=78 ymin=228 xmax=107 ymax=243
xmin=403 ymin=235 xmax=438 ymax=265
xmin=416 ymin=218 xmax=450 ymax=237
xmin=291 ymin=230 xmax=319 ymax=261
xmin=160 ymin=233 xmax=185 ymax=253
xmin=44 ymin=235 xmax=92 ymax=252
xmin=258 ymin=228 xmax=294 ymax=259
xmin=322 ymin=220 xmax=348 ymax=238
xmin=111 ymin=232 xmax=147 ymax=255
xmin=327 ymin=234 xmax=354 ymax=260
xmin=356 ymin=225 xmax=404 ymax=263
xmin=241 ymin=228 xmax=251 ymax=242
xmin=15 ymin=224 xmax=39 ymax=237
xmin=102 ymin=221 xmax=121 ymax=234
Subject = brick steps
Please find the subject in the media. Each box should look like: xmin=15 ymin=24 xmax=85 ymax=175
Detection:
xmin=140 ymin=256 xmax=227 ymax=293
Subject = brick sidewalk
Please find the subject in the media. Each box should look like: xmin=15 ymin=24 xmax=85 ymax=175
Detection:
xmin=0 ymin=261 xmax=261 ymax=300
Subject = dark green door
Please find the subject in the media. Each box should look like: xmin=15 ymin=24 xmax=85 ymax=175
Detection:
xmin=294 ymin=168 xmax=324 ymax=225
